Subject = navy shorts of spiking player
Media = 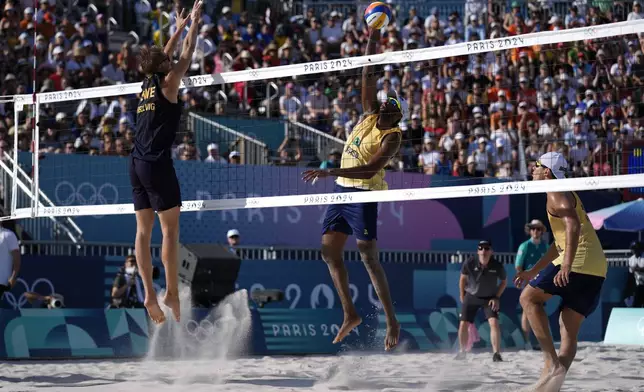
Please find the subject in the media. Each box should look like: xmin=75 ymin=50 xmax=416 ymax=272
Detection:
xmin=129 ymin=73 xmax=183 ymax=212
xmin=322 ymin=184 xmax=379 ymax=241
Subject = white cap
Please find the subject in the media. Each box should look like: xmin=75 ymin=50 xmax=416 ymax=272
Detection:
xmin=227 ymin=229 xmax=240 ymax=238
xmin=222 ymin=6 xmax=231 ymax=13
xmin=207 ymin=143 xmax=218 ymax=151
xmin=454 ymin=132 xmax=464 ymax=140
xmin=538 ymin=152 xmax=568 ymax=179
xmin=478 ymin=137 xmax=487 ymax=144
xmin=229 ymin=151 xmax=240 ymax=157
xmin=52 ymin=46 xmax=64 ymax=55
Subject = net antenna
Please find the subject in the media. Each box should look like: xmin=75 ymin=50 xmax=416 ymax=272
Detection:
xmin=3 ymin=19 xmax=644 ymax=221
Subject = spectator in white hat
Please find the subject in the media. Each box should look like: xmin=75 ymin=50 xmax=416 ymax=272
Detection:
xmin=205 ymin=143 xmax=226 ymax=164
xmin=226 ymin=229 xmax=240 ymax=255
xmin=228 ymin=151 xmax=241 ymax=165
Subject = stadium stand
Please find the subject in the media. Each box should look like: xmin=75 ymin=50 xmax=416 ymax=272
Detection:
xmin=0 ymin=0 xmax=642 ymax=179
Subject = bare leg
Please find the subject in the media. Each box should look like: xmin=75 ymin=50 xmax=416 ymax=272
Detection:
xmin=532 ymin=307 xmax=585 ymax=392
xmin=135 ymin=209 xmax=165 ymax=324
xmin=458 ymin=321 xmax=470 ymax=353
xmin=521 ymin=310 xmax=532 ymax=348
xmin=158 ymin=206 xmax=181 ymax=322
xmin=488 ymin=317 xmax=501 ymax=354
xmin=357 ymin=239 xmax=400 ymax=351
xmin=520 ymin=286 xmax=559 ymax=386
xmin=557 ymin=308 xmax=584 ymax=370
xmin=321 ymin=232 xmax=361 ymax=344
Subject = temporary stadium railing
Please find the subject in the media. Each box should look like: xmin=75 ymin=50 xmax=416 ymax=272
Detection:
xmin=18 ymin=240 xmax=633 ymax=266
xmin=187 ymin=112 xmax=270 ymax=165
xmin=287 ymin=121 xmax=345 ymax=161
xmin=0 ymin=157 xmax=83 ymax=243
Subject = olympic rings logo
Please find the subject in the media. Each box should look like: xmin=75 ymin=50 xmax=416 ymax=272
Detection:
xmin=184 ymin=316 xmax=236 ymax=343
xmin=185 ymin=319 xmax=216 ymax=342
xmin=584 ymin=27 xmax=597 ymax=37
xmin=54 ymin=181 xmax=119 ymax=219
xmin=2 ymin=278 xmax=56 ymax=309
xmin=55 ymin=181 xmax=119 ymax=206
xmin=584 ymin=179 xmax=599 ymax=186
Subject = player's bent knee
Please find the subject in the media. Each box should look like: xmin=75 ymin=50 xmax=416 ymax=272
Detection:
xmin=519 ymin=286 xmax=542 ymax=309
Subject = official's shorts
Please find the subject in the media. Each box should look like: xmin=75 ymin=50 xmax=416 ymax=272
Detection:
xmin=0 ymin=284 xmax=9 ymax=301
xmin=129 ymin=157 xmax=181 ymax=212
xmin=460 ymin=293 xmax=499 ymax=323
xmin=529 ymin=263 xmax=605 ymax=318
xmin=321 ymin=184 xmax=377 ymax=241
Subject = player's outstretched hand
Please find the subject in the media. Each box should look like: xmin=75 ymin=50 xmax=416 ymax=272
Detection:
xmin=175 ymin=8 xmax=190 ymax=31
xmin=191 ymin=0 xmax=203 ymax=23
xmin=514 ymin=270 xmax=536 ymax=289
xmin=302 ymin=169 xmax=330 ymax=183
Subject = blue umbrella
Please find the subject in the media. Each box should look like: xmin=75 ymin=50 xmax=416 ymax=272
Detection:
xmin=588 ymin=198 xmax=644 ymax=240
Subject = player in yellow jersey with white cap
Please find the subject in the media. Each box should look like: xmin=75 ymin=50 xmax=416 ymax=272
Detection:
xmin=515 ymin=152 xmax=607 ymax=392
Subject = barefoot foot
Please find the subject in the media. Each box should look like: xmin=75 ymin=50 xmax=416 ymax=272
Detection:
xmin=145 ymin=297 xmax=166 ymax=324
xmin=332 ymin=314 xmax=362 ymax=344
xmin=384 ymin=319 xmax=400 ymax=351
xmin=163 ymin=292 xmax=181 ymax=322
xmin=537 ymin=363 xmax=567 ymax=392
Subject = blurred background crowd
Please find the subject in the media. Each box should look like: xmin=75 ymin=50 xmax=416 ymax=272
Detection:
xmin=0 ymin=0 xmax=643 ymax=180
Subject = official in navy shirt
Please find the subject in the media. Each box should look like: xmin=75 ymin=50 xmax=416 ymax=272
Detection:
xmin=456 ymin=240 xmax=507 ymax=362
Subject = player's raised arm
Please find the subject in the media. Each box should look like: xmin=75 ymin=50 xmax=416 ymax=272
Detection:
xmin=164 ymin=0 xmax=203 ymax=95
xmin=361 ymin=28 xmax=381 ymax=115
xmin=163 ymin=8 xmax=191 ymax=58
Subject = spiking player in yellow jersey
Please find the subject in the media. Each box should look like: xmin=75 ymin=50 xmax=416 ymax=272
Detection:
xmin=514 ymin=152 xmax=607 ymax=392
xmin=302 ymin=27 xmax=407 ymax=351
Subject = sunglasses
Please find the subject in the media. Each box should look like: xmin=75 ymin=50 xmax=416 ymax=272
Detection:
xmin=478 ymin=246 xmax=491 ymax=251
xmin=530 ymin=227 xmax=542 ymax=231
xmin=387 ymin=97 xmax=402 ymax=112
xmin=535 ymin=161 xmax=548 ymax=169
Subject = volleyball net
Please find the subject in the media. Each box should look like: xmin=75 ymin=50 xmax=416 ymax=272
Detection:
xmin=4 ymin=20 xmax=644 ymax=221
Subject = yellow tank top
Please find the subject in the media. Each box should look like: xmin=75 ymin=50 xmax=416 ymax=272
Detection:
xmin=336 ymin=114 xmax=401 ymax=190
xmin=547 ymin=192 xmax=607 ymax=278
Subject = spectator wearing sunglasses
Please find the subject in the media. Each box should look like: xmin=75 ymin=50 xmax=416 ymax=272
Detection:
xmin=457 ymin=240 xmax=507 ymax=362
xmin=515 ymin=219 xmax=549 ymax=350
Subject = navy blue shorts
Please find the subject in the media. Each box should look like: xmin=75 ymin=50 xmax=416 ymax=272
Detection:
xmin=321 ymin=184 xmax=377 ymax=241
xmin=129 ymin=157 xmax=181 ymax=212
xmin=529 ymin=263 xmax=605 ymax=318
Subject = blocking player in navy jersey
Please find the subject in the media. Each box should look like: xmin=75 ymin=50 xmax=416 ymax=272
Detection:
xmin=130 ymin=0 xmax=202 ymax=324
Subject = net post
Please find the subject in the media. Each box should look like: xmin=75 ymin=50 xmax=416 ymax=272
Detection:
xmin=11 ymin=96 xmax=23 ymax=216
xmin=31 ymin=94 xmax=40 ymax=218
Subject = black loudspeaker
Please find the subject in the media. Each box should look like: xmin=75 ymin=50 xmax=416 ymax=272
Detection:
xmin=178 ymin=243 xmax=241 ymax=308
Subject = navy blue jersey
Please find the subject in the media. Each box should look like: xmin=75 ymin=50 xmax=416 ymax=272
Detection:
xmin=132 ymin=73 xmax=182 ymax=162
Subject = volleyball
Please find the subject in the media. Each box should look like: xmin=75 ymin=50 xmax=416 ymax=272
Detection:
xmin=364 ymin=2 xmax=391 ymax=30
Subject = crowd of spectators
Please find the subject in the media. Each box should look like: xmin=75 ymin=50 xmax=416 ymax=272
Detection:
xmin=0 ymin=0 xmax=643 ymax=180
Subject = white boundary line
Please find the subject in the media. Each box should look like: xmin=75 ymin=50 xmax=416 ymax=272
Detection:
xmin=12 ymin=20 xmax=644 ymax=105
xmin=4 ymin=173 xmax=644 ymax=219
